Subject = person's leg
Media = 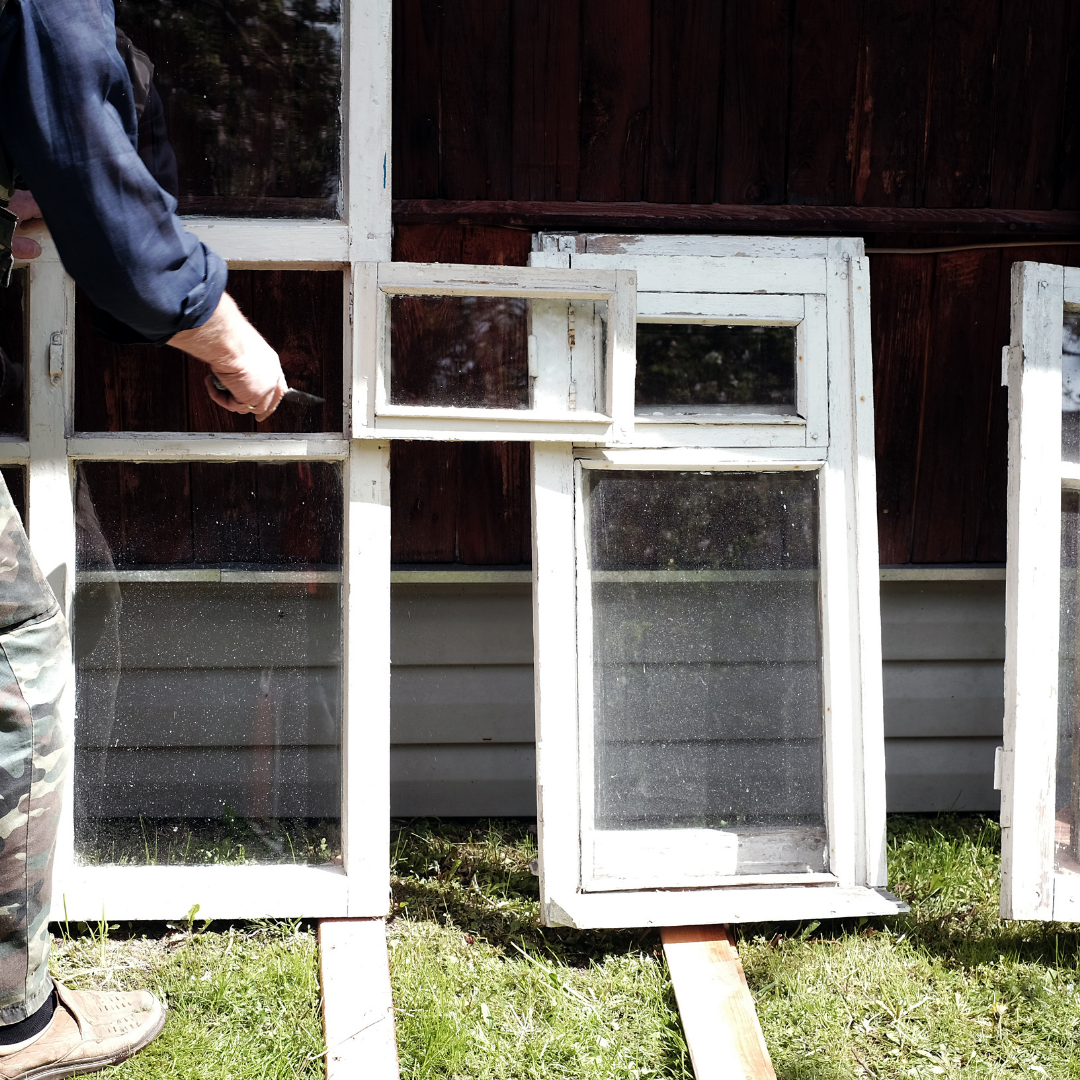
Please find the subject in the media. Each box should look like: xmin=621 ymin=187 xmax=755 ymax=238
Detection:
xmin=0 ymin=480 xmax=165 ymax=1076
xmin=0 ymin=479 xmax=67 ymax=1028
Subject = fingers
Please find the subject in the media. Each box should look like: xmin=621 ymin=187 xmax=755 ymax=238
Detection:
xmin=10 ymin=236 xmax=41 ymax=260
xmin=203 ymin=372 xmax=288 ymax=421
xmin=7 ymin=191 xmax=41 ymax=220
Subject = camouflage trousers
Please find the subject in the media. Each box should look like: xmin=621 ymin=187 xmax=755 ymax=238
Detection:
xmin=0 ymin=476 xmax=69 ymax=1025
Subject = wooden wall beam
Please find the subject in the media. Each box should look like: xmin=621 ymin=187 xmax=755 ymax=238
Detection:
xmin=393 ymin=199 xmax=1080 ymax=236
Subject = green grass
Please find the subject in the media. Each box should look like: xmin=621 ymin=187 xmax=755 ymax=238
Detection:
xmin=75 ymin=815 xmax=341 ymax=866
xmin=46 ymin=814 xmax=1080 ymax=1079
xmin=388 ymin=816 xmax=1080 ymax=1079
xmin=49 ymin=918 xmax=325 ymax=1078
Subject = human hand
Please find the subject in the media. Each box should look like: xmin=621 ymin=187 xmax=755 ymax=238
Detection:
xmin=168 ymin=292 xmax=287 ymax=421
xmin=8 ymin=191 xmax=42 ymax=260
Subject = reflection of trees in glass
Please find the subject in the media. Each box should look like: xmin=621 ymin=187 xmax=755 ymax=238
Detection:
xmin=586 ymin=471 xmax=818 ymax=572
xmin=635 ymin=324 xmax=796 ymax=407
xmin=390 ymin=296 xmax=530 ymax=409
xmin=116 ymin=0 xmax=341 ymax=213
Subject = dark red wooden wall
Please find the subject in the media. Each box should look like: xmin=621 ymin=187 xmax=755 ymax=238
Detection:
xmin=393 ymin=0 xmax=1080 ymax=210
xmin=392 ymin=0 xmax=1080 ymax=565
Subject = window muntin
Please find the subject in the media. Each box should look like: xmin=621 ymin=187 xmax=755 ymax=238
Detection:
xmin=73 ymin=461 xmax=343 ymax=867
xmin=115 ymin=2 xmax=342 ymax=219
xmin=75 ymin=270 xmax=345 ymax=434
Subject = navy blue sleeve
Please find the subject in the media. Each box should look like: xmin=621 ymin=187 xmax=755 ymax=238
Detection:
xmin=0 ymin=0 xmax=226 ymax=344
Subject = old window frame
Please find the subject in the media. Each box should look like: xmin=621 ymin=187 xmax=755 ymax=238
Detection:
xmin=355 ymin=262 xmax=637 ymax=442
xmin=531 ymin=236 xmax=897 ymax=928
xmin=999 ymin=261 xmax=1080 ymax=921
xmin=5 ymin=0 xmax=394 ymax=920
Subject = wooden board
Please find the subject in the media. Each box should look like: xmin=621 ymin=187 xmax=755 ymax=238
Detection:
xmin=319 ymin=918 xmax=400 ymax=1080
xmin=661 ymin=925 xmax=775 ymax=1080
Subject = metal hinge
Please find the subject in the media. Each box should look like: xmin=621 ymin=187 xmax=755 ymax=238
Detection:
xmin=568 ymin=305 xmax=576 ymax=349
xmin=48 ymin=331 xmax=63 ymax=385
xmin=535 ymin=233 xmax=578 ymax=254
xmin=994 ymin=746 xmax=1006 ymax=790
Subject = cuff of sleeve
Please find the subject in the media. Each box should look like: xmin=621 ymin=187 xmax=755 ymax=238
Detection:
xmin=157 ymin=243 xmax=227 ymax=343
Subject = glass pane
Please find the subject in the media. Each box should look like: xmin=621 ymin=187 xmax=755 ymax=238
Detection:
xmin=0 ymin=467 xmax=26 ymax=530
xmin=116 ymin=3 xmax=341 ymax=217
xmin=1058 ymin=490 xmax=1080 ymax=871
xmin=635 ymin=323 xmax=797 ymax=417
xmin=586 ymin=470 xmax=825 ymax=873
xmin=75 ymin=271 xmax=343 ymax=433
xmin=1063 ymin=314 xmax=1080 ymax=462
xmin=74 ymin=461 xmax=342 ymax=866
xmin=0 ymin=268 xmax=28 ymax=437
xmin=389 ymin=295 xmax=608 ymax=413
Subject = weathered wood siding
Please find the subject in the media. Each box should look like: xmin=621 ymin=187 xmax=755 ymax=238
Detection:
xmin=393 ymin=1 xmax=1080 ymax=212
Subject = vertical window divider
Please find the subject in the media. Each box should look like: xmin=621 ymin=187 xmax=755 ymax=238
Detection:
xmin=27 ymin=260 xmax=78 ymax=890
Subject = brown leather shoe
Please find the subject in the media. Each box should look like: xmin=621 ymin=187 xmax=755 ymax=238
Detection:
xmin=0 ymin=982 xmax=166 ymax=1079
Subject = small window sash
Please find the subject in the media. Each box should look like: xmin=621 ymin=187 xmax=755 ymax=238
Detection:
xmin=355 ymin=262 xmax=638 ymax=442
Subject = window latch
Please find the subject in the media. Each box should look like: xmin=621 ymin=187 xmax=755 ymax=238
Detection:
xmin=48 ymin=331 xmax=63 ymax=385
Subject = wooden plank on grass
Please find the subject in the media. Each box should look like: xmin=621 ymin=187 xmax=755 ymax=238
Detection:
xmin=319 ymin=918 xmax=400 ymax=1080
xmin=661 ymin=925 xmax=775 ymax=1080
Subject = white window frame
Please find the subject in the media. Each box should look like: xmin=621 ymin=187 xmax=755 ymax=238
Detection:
xmin=7 ymin=0 xmax=394 ymax=920
xmin=531 ymin=236 xmax=897 ymax=928
xmin=532 ymin=235 xmax=830 ymax=449
xmin=999 ymin=261 xmax=1080 ymax=921
xmin=354 ymin=262 xmax=637 ymax=442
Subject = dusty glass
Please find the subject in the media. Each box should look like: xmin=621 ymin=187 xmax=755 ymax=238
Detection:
xmin=0 ymin=269 xmax=28 ymax=437
xmin=389 ymin=296 xmax=608 ymax=413
xmin=1063 ymin=315 xmax=1080 ymax=462
xmin=114 ymin=1 xmax=341 ymax=217
xmin=585 ymin=469 xmax=826 ymax=872
xmin=75 ymin=270 xmax=344 ymax=434
xmin=635 ymin=323 xmax=797 ymax=417
xmin=1058 ymin=491 xmax=1080 ymax=872
xmin=73 ymin=461 xmax=342 ymax=866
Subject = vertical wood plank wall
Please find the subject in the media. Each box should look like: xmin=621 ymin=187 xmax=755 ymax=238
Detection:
xmin=387 ymin=0 xmax=1080 ymax=814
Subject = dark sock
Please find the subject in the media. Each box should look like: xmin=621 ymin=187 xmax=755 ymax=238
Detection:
xmin=0 ymin=989 xmax=56 ymax=1046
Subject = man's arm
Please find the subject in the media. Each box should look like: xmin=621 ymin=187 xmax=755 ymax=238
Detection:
xmin=0 ymin=0 xmax=285 ymax=418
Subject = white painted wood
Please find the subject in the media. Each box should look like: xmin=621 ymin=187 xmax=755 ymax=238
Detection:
xmin=635 ymin=293 xmax=804 ymax=323
xmin=847 ymin=250 xmax=889 ymax=887
xmin=530 ymin=298 xmax=574 ymax=414
xmin=588 ymin=828 xmax=831 ymax=890
xmin=801 ymin=293 xmax=829 ymax=448
xmin=343 ymin=442 xmax=391 ymax=916
xmin=378 ymin=262 xmax=621 ymax=298
xmin=370 ymin=414 xmax=615 ymax=442
xmin=1064 ymin=266 xmax=1080 ymax=310
xmin=547 ymin=885 xmax=905 ymax=929
xmin=628 ymin=423 xmax=810 ymax=450
xmin=343 ymin=0 xmax=392 ymax=262
xmin=530 ymin=445 xmax=581 ymax=928
xmin=1061 ymin=461 xmax=1080 ymax=487
xmin=1000 ymin=262 xmax=1065 ymax=920
xmin=578 ymin=234 xmax=831 ymax=259
xmin=54 ymin=864 xmax=349 ymax=921
xmin=610 ymin=270 xmax=637 ymax=441
xmin=27 ymin=262 xmax=78 ymax=901
xmin=571 ymin=254 xmax=828 ymax=295
xmin=0 ymin=441 xmax=29 ymax=462
xmin=66 ymin=435 xmax=349 ymax=460
xmin=879 ymin=567 xmax=1006 ymax=581
xmin=182 ymin=219 xmax=350 ymax=265
xmin=352 ymin=262 xmax=379 ymax=434
xmin=574 ymin=446 xmax=825 ymax=468
xmin=319 ymin=919 xmax=400 ymax=1080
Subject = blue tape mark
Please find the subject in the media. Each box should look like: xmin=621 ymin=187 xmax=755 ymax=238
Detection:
xmin=383 ymin=154 xmax=387 ymax=189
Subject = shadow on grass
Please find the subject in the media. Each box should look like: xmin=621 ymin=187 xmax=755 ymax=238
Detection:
xmin=390 ymin=818 xmax=663 ymax=967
